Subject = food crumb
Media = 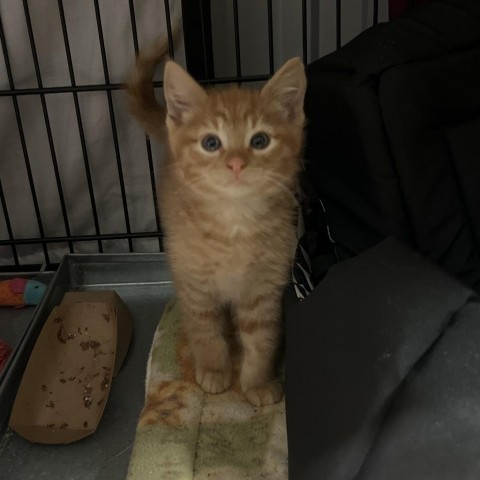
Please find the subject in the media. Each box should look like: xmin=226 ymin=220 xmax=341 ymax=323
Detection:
xmin=83 ymin=385 xmax=93 ymax=409
xmin=57 ymin=327 xmax=75 ymax=343
xmin=80 ymin=340 xmax=101 ymax=351
xmin=100 ymin=375 xmax=109 ymax=391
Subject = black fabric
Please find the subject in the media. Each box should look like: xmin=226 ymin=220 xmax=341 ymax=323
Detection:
xmin=303 ymin=0 xmax=480 ymax=291
xmin=285 ymin=237 xmax=479 ymax=480
xmin=288 ymin=2 xmax=480 ymax=477
xmin=356 ymin=300 xmax=480 ymax=480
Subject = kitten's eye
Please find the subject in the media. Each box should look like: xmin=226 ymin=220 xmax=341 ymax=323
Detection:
xmin=250 ymin=132 xmax=270 ymax=150
xmin=201 ymin=134 xmax=222 ymax=152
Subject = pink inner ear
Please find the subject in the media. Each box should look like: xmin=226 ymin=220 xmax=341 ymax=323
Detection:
xmin=10 ymin=278 xmax=27 ymax=294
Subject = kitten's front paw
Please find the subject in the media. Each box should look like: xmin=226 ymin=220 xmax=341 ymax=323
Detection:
xmin=196 ymin=367 xmax=232 ymax=394
xmin=243 ymin=381 xmax=283 ymax=407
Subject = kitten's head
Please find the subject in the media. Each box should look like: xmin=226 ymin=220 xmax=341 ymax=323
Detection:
xmin=163 ymin=58 xmax=306 ymax=199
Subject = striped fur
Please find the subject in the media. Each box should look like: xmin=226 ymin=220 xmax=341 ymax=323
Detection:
xmin=127 ymin=46 xmax=306 ymax=406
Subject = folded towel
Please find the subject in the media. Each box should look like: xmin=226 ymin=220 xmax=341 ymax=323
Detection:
xmin=126 ymin=299 xmax=287 ymax=480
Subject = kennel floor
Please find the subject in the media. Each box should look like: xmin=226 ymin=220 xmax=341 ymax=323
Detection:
xmin=0 ymin=254 xmax=174 ymax=480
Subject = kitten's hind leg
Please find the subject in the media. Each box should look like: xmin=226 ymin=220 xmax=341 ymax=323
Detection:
xmin=236 ymin=294 xmax=284 ymax=407
xmin=179 ymin=294 xmax=232 ymax=394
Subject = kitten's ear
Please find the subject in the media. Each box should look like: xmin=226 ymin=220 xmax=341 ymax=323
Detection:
xmin=261 ymin=57 xmax=306 ymax=124
xmin=163 ymin=60 xmax=206 ymax=124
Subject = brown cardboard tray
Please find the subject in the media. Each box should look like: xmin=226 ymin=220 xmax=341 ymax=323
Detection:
xmin=9 ymin=291 xmax=133 ymax=444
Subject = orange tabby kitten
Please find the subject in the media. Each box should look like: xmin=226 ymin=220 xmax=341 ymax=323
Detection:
xmin=127 ymin=40 xmax=306 ymax=406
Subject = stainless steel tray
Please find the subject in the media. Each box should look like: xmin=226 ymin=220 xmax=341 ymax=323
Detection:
xmin=0 ymin=270 xmax=55 ymax=413
xmin=0 ymin=253 xmax=174 ymax=480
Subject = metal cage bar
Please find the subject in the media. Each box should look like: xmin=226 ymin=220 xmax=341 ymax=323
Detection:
xmin=374 ymin=0 xmax=380 ymax=24
xmin=129 ymin=0 xmax=140 ymax=54
xmin=22 ymin=0 xmax=74 ymax=254
xmin=0 ymin=180 xmax=19 ymax=266
xmin=232 ymin=0 xmax=242 ymax=78
xmin=181 ymin=0 xmax=214 ymax=80
xmin=164 ymin=0 xmax=175 ymax=58
xmin=128 ymin=0 xmax=163 ymax=251
xmin=336 ymin=0 xmax=342 ymax=49
xmin=302 ymin=0 xmax=308 ymax=64
xmin=57 ymin=0 xmax=103 ymax=253
xmin=2 ymin=231 xmax=162 ymax=246
xmin=0 ymin=12 xmax=50 ymax=266
xmin=93 ymin=0 xmax=134 ymax=252
xmin=267 ymin=0 xmax=274 ymax=74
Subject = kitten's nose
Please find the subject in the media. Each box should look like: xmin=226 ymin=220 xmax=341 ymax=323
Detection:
xmin=227 ymin=157 xmax=246 ymax=174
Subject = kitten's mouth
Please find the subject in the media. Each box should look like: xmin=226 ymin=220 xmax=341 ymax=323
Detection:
xmin=229 ymin=173 xmax=252 ymax=188
xmin=216 ymin=173 xmax=254 ymax=196
xmin=231 ymin=172 xmax=244 ymax=183
xmin=204 ymin=170 xmax=257 ymax=196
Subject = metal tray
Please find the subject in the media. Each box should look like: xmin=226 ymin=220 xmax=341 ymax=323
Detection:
xmin=0 ymin=253 xmax=174 ymax=480
xmin=0 ymin=270 xmax=55 ymax=414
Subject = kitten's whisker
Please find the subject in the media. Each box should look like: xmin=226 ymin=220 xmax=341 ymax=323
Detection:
xmin=171 ymin=174 xmax=209 ymax=196
xmin=263 ymin=172 xmax=299 ymax=206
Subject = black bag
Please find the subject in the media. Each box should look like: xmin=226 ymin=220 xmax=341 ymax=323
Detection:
xmin=303 ymin=0 xmax=480 ymax=292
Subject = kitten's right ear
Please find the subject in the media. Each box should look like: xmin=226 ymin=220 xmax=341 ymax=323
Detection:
xmin=261 ymin=57 xmax=306 ymax=125
xmin=163 ymin=61 xmax=206 ymax=124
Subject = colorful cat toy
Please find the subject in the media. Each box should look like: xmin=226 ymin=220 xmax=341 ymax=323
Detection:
xmin=0 ymin=278 xmax=46 ymax=307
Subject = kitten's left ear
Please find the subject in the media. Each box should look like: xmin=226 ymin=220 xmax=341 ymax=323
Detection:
xmin=261 ymin=57 xmax=306 ymax=124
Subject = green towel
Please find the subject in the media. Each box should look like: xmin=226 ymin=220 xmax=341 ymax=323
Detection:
xmin=126 ymin=299 xmax=288 ymax=480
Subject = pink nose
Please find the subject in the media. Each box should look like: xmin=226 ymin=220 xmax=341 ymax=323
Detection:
xmin=227 ymin=157 xmax=246 ymax=174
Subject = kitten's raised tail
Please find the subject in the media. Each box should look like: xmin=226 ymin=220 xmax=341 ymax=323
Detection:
xmin=126 ymin=26 xmax=179 ymax=140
